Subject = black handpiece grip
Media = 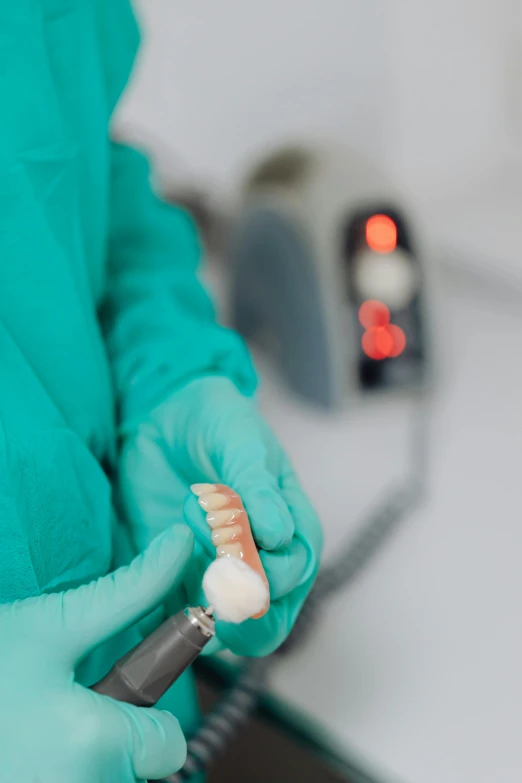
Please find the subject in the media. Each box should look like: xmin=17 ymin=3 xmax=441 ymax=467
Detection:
xmin=91 ymin=606 xmax=215 ymax=707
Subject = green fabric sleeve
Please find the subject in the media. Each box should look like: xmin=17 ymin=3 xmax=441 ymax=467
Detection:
xmin=100 ymin=141 xmax=257 ymax=429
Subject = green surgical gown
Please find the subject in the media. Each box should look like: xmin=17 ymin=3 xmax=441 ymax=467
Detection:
xmin=0 ymin=0 xmax=255 ymax=739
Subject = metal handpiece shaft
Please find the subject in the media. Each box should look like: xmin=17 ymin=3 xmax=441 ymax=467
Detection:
xmin=91 ymin=606 xmax=215 ymax=707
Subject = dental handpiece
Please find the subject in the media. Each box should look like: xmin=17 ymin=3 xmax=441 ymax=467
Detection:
xmin=91 ymin=606 xmax=215 ymax=707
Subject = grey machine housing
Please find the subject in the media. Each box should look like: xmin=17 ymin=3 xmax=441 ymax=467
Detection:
xmin=229 ymin=142 xmax=432 ymax=409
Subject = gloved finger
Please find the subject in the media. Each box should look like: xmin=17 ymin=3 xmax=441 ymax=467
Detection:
xmin=120 ymin=703 xmax=187 ymax=780
xmin=239 ymin=482 xmax=295 ymax=551
xmin=55 ymin=525 xmax=194 ymax=664
xmin=259 ymin=536 xmax=312 ymax=602
xmin=215 ymin=578 xmax=313 ymax=658
xmin=216 ymin=421 xmax=295 ymax=550
xmin=215 ymin=597 xmax=291 ymax=657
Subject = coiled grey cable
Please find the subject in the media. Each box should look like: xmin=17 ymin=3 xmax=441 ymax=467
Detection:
xmin=161 ymin=395 xmax=429 ymax=783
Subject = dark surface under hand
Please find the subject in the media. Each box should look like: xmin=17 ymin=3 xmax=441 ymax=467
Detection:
xmin=197 ymin=676 xmax=355 ymax=783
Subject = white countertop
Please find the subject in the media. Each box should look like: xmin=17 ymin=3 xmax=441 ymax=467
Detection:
xmin=260 ymin=269 xmax=522 ymax=783
xmin=207 ymin=261 xmax=522 ymax=783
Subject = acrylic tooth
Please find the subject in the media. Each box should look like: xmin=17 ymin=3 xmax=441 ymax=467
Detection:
xmin=198 ymin=493 xmax=228 ymax=511
xmin=211 ymin=525 xmax=242 ymax=545
xmin=206 ymin=508 xmax=240 ymax=529
xmin=216 ymin=543 xmax=243 ymax=558
xmin=190 ymin=483 xmax=217 ymax=496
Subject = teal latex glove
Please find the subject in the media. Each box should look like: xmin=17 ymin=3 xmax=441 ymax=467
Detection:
xmin=0 ymin=525 xmax=193 ymax=783
xmin=118 ymin=376 xmax=323 ymax=657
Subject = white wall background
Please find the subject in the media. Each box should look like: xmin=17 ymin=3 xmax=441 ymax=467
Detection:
xmin=506 ymin=0 xmax=522 ymax=156
xmin=118 ymin=0 xmax=518 ymax=200
xmin=384 ymin=0 xmax=514 ymax=190
xmin=118 ymin=0 xmax=390 ymax=191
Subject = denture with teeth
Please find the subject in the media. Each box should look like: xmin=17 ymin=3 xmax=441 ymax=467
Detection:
xmin=191 ymin=483 xmax=270 ymax=624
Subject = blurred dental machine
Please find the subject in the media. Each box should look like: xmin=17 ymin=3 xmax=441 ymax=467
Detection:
xmin=229 ymin=142 xmax=430 ymax=408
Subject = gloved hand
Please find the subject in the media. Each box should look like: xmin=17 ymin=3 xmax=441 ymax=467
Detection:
xmin=0 ymin=524 xmax=193 ymax=783
xmin=118 ymin=376 xmax=323 ymax=657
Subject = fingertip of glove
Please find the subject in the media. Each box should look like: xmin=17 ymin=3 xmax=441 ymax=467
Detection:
xmin=216 ymin=599 xmax=290 ymax=657
xmin=242 ymin=486 xmax=294 ymax=550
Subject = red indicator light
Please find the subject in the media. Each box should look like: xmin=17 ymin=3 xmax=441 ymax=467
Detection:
xmin=361 ymin=324 xmax=407 ymax=360
xmin=386 ymin=324 xmax=406 ymax=358
xmin=366 ymin=214 xmax=397 ymax=254
xmin=358 ymin=299 xmax=390 ymax=329
xmin=362 ymin=326 xmax=392 ymax=360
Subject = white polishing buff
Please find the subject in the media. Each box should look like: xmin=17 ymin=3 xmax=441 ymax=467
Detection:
xmin=203 ymin=557 xmax=269 ymax=624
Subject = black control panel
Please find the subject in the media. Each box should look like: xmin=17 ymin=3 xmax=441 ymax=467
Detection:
xmin=343 ymin=206 xmax=427 ymax=391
